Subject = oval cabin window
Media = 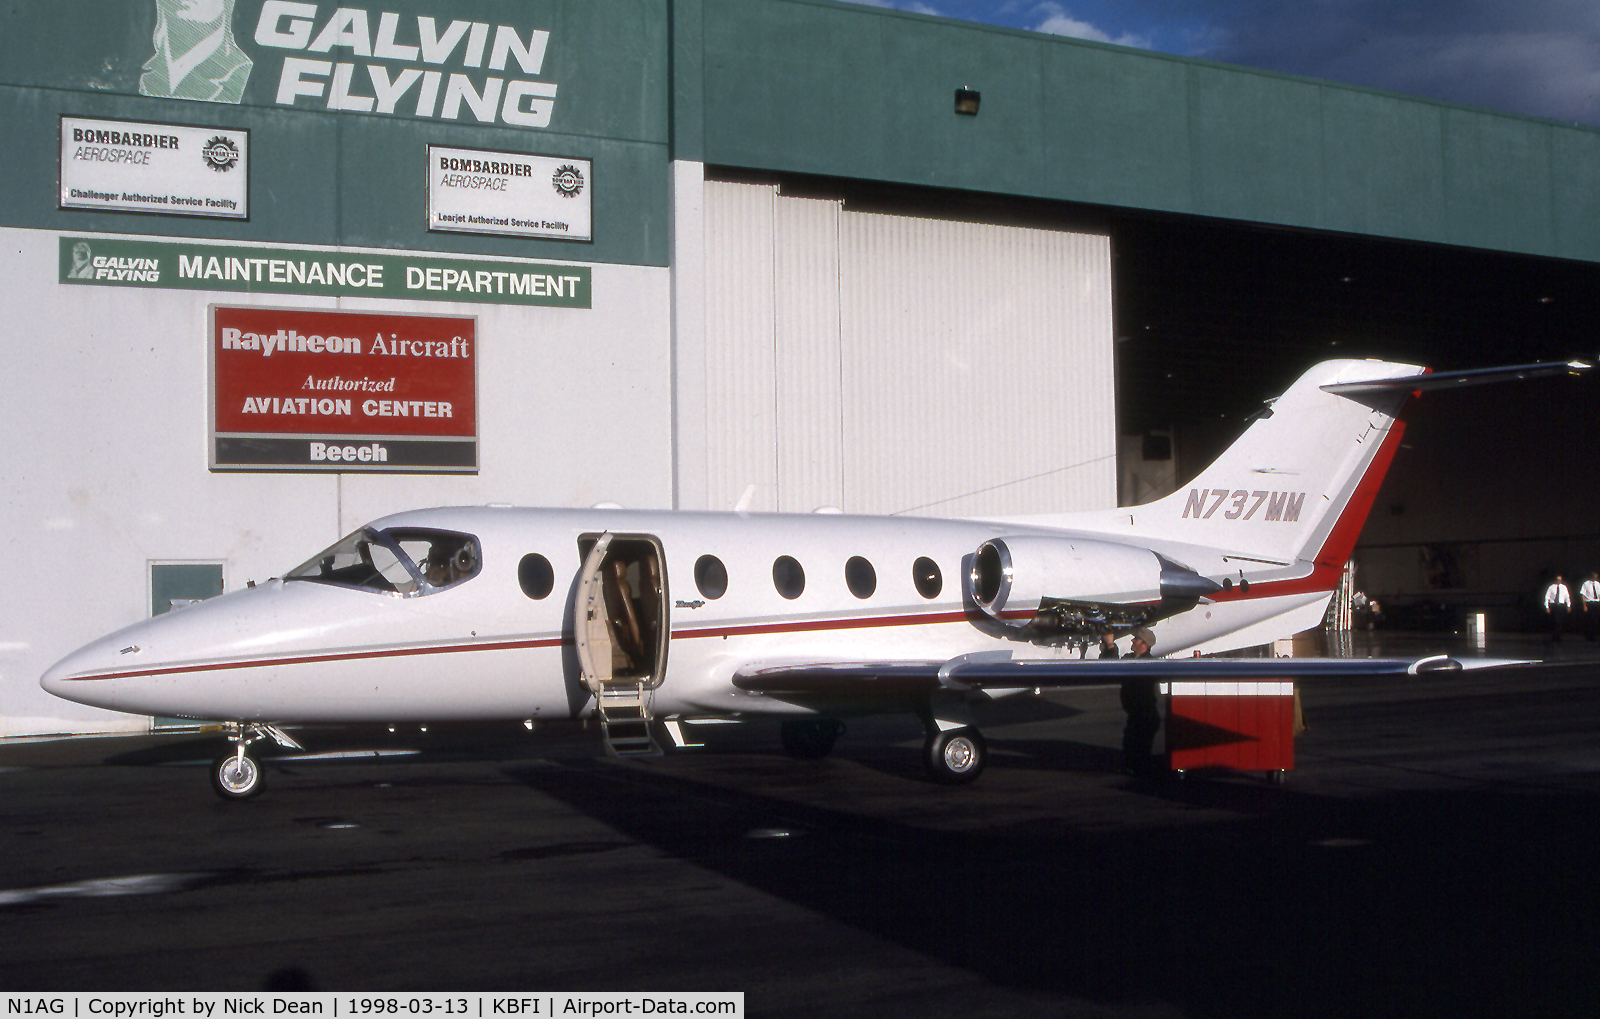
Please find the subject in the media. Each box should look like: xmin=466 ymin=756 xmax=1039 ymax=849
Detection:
xmin=695 ymin=554 xmax=729 ymax=600
xmin=518 ymin=553 xmax=555 ymax=600
xmin=772 ymin=556 xmax=806 ymax=599
xmin=845 ymin=556 xmax=877 ymax=599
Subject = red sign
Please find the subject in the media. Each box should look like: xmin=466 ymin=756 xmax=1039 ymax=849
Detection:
xmin=211 ymin=306 xmax=477 ymax=472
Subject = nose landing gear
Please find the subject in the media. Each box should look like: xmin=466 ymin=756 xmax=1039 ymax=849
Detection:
xmin=210 ymin=723 xmax=302 ymax=801
xmin=211 ymin=747 xmax=262 ymax=799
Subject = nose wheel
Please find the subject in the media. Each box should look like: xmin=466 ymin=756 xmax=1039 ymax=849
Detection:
xmin=210 ymin=723 xmax=301 ymax=801
xmin=211 ymin=749 xmax=262 ymax=799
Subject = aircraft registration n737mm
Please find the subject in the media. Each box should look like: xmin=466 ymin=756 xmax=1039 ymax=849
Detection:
xmin=40 ymin=358 xmax=1589 ymax=798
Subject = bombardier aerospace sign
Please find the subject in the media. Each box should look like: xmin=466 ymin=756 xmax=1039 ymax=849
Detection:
xmin=428 ymin=146 xmax=591 ymax=241
xmin=211 ymin=306 xmax=477 ymax=472
xmin=60 ymin=117 xmax=249 ymax=219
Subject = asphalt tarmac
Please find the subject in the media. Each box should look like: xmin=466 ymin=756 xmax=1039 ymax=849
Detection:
xmin=2 ymin=637 xmax=1598 ymax=1018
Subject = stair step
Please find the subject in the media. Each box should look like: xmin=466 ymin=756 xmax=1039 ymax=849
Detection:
xmin=597 ymin=680 xmax=662 ymax=757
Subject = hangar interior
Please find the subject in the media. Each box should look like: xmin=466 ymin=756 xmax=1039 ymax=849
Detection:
xmin=2 ymin=0 xmax=1598 ymax=736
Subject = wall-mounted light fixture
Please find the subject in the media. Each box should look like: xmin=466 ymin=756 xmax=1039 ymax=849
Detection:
xmin=954 ymin=87 xmax=980 ymax=115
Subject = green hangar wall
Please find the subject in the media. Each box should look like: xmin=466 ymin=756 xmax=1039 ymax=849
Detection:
xmin=0 ymin=0 xmax=671 ymax=265
xmin=679 ymin=0 xmax=1600 ymax=264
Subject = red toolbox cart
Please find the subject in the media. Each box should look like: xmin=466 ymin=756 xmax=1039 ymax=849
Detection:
xmin=1162 ymin=681 xmax=1297 ymax=782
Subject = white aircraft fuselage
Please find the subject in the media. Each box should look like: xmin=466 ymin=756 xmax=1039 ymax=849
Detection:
xmin=40 ymin=505 xmax=1340 ymax=725
xmin=44 ymin=357 xmax=1577 ymax=792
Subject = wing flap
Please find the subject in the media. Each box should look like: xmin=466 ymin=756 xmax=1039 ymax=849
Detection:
xmin=733 ymin=653 xmax=1528 ymax=696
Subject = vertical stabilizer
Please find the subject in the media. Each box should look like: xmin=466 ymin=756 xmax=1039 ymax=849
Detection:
xmin=1138 ymin=359 xmax=1423 ymax=573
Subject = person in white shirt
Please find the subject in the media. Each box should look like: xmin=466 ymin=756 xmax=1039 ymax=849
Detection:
xmin=1545 ymin=575 xmax=1572 ymax=642
xmin=1579 ymin=572 xmax=1600 ymax=642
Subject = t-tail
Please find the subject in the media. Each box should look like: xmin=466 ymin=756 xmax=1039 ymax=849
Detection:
xmin=1126 ymin=357 xmax=1590 ymax=587
xmin=1139 ymin=359 xmax=1423 ymax=582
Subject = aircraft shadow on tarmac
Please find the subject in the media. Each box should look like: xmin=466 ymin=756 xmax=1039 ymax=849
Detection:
xmin=502 ymin=748 xmax=1600 ymax=1019
xmin=80 ymin=685 xmax=1600 ymax=1018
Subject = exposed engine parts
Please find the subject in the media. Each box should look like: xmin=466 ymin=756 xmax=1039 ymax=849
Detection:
xmin=1019 ymin=598 xmax=1158 ymax=645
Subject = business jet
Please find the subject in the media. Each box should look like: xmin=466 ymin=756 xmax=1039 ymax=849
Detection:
xmin=40 ymin=358 xmax=1585 ymax=798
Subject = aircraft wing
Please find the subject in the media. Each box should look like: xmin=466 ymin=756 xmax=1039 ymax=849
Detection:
xmin=732 ymin=653 xmax=1529 ymax=696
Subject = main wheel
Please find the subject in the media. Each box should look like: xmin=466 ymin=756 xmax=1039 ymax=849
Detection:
xmin=924 ymin=727 xmax=986 ymax=785
xmin=781 ymin=718 xmax=845 ymax=759
xmin=211 ymin=752 xmax=263 ymax=800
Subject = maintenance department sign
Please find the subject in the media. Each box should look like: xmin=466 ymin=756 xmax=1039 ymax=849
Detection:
xmin=428 ymin=145 xmax=592 ymax=241
xmin=211 ymin=305 xmax=477 ymax=473
xmin=60 ymin=236 xmax=590 ymax=307
xmin=61 ymin=116 xmax=249 ymax=219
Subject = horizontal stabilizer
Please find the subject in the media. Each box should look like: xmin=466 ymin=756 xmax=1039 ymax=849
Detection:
xmin=1323 ymin=359 xmax=1591 ymax=396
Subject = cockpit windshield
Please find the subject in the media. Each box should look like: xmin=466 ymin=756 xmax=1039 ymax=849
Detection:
xmin=284 ymin=527 xmax=481 ymax=595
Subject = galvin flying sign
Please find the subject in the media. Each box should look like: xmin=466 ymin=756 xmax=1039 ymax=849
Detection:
xmin=138 ymin=1 xmax=560 ymax=129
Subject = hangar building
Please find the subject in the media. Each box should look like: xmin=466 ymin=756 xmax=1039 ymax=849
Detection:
xmin=3 ymin=0 xmax=1598 ymax=736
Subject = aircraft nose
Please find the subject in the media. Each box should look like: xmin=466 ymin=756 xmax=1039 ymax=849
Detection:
xmin=39 ymin=637 xmax=129 ymax=707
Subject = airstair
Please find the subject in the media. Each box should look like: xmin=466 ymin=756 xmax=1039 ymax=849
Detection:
xmin=596 ymin=679 xmax=662 ymax=757
xmin=575 ymin=532 xmax=669 ymax=759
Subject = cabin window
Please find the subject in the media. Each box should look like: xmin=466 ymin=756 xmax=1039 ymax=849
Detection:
xmin=913 ymin=557 xmax=942 ymax=599
xmin=845 ymin=556 xmax=876 ymax=599
xmin=694 ymin=554 xmax=728 ymax=599
xmin=772 ymin=556 xmax=805 ymax=599
xmin=519 ymin=554 xmax=555 ymax=599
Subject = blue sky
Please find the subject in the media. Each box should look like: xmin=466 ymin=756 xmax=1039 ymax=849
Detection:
xmin=842 ymin=1 xmax=1600 ymax=128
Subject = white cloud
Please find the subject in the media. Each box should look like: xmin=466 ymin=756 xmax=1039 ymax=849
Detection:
xmin=845 ymin=0 xmax=947 ymax=13
xmin=1028 ymin=3 xmax=1151 ymax=49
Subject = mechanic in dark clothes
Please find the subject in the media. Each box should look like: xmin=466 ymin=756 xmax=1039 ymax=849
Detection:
xmin=1119 ymin=626 xmax=1161 ymax=777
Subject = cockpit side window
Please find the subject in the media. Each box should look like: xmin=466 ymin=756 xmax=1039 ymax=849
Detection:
xmin=285 ymin=527 xmax=480 ymax=596
xmin=284 ymin=528 xmax=419 ymax=595
xmin=392 ymin=529 xmax=481 ymax=591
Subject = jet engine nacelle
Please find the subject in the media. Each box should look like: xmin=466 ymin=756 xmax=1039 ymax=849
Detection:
xmin=969 ymin=536 xmax=1219 ymax=641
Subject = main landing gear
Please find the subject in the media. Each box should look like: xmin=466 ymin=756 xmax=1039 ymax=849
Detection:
xmin=920 ymin=694 xmax=987 ymax=785
xmin=210 ymin=723 xmax=302 ymax=801
xmin=924 ymin=726 xmax=987 ymax=784
xmin=780 ymin=718 xmax=845 ymax=759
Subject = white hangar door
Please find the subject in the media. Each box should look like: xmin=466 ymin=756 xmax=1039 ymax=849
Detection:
xmin=700 ymin=180 xmax=1116 ymax=519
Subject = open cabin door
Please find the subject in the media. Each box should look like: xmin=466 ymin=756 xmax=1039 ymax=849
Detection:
xmin=574 ymin=532 xmax=670 ymax=756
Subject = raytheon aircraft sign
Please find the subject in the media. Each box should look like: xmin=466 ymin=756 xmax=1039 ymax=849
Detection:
xmin=140 ymin=1 xmax=560 ymax=128
xmin=211 ymin=305 xmax=478 ymax=472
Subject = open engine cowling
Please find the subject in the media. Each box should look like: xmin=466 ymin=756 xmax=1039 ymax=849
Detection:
xmin=968 ymin=536 xmax=1220 ymax=640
